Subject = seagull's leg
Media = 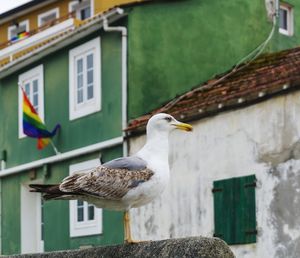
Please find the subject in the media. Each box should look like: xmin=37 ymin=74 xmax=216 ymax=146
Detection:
xmin=124 ymin=210 xmax=149 ymax=244
xmin=124 ymin=210 xmax=133 ymax=243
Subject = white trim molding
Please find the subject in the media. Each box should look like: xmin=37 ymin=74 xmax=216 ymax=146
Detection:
xmin=69 ymin=37 xmax=101 ymax=120
xmin=18 ymin=65 xmax=44 ymax=139
xmin=0 ymin=136 xmax=123 ymax=177
xmin=37 ymin=7 xmax=60 ymax=27
xmin=69 ymin=159 xmax=103 ymax=237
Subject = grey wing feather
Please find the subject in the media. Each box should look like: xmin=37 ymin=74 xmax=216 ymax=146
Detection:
xmin=59 ymin=165 xmax=153 ymax=200
xmin=103 ymin=156 xmax=147 ymax=170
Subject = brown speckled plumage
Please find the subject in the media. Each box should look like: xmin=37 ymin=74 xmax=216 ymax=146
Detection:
xmin=59 ymin=165 xmax=154 ymax=200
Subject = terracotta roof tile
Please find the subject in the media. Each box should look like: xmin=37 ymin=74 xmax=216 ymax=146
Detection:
xmin=126 ymin=47 xmax=300 ymax=133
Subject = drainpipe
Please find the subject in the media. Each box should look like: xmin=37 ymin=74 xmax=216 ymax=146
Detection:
xmin=103 ymin=8 xmax=128 ymax=157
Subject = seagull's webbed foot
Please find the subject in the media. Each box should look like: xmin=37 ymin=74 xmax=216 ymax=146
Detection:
xmin=125 ymin=238 xmax=145 ymax=244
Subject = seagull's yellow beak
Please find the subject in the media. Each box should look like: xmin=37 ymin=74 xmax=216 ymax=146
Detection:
xmin=173 ymin=122 xmax=193 ymax=132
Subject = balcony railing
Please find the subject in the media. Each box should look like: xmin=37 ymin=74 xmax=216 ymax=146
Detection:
xmin=0 ymin=12 xmax=76 ymax=50
xmin=0 ymin=12 xmax=83 ymax=66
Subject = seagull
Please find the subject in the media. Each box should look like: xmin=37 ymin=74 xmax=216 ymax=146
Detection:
xmin=29 ymin=113 xmax=192 ymax=243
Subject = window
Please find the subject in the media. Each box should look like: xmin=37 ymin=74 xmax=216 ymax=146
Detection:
xmin=38 ymin=8 xmax=59 ymax=27
xmin=212 ymin=175 xmax=257 ymax=245
xmin=18 ymin=65 xmax=44 ymax=138
xmin=69 ymin=159 xmax=103 ymax=237
xmin=8 ymin=20 xmax=29 ymax=41
xmin=279 ymin=3 xmax=293 ymax=36
xmin=69 ymin=0 xmax=93 ymax=20
xmin=69 ymin=37 xmax=101 ymax=120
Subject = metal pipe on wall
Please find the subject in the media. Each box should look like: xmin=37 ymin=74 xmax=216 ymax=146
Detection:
xmin=103 ymin=8 xmax=128 ymax=157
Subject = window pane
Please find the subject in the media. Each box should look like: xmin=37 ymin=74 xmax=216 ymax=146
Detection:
xmin=77 ymin=59 xmax=83 ymax=73
xmin=87 ymin=68 xmax=93 ymax=100
xmin=77 ymin=87 xmax=83 ymax=104
xmin=87 ymin=54 xmax=93 ymax=69
xmin=77 ymin=207 xmax=84 ymax=222
xmin=25 ymin=83 xmax=30 ymax=96
xmin=41 ymin=13 xmax=57 ymax=26
xmin=87 ymin=70 xmax=93 ymax=85
xmin=88 ymin=204 xmax=94 ymax=220
xmin=87 ymin=85 xmax=93 ymax=100
xmin=33 ymin=93 xmax=38 ymax=109
xmin=81 ymin=6 xmax=91 ymax=20
xmin=76 ymin=58 xmax=84 ymax=104
xmin=10 ymin=28 xmax=17 ymax=39
xmin=279 ymin=9 xmax=288 ymax=30
xmin=17 ymin=24 xmax=27 ymax=35
xmin=33 ymin=79 xmax=38 ymax=94
xmin=77 ymin=73 xmax=83 ymax=90
xmin=77 ymin=200 xmax=84 ymax=222
xmin=86 ymin=53 xmax=94 ymax=100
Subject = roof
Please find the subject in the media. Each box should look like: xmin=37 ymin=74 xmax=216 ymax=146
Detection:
xmin=126 ymin=46 xmax=300 ymax=133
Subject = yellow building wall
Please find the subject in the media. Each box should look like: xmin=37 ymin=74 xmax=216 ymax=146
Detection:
xmin=94 ymin=0 xmax=149 ymax=13
xmin=0 ymin=0 xmax=149 ymax=45
xmin=0 ymin=0 xmax=69 ymax=45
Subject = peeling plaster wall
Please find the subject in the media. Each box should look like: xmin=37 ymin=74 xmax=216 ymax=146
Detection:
xmin=128 ymin=91 xmax=300 ymax=258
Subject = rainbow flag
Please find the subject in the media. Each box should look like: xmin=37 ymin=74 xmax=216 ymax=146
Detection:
xmin=22 ymin=88 xmax=60 ymax=150
xmin=11 ymin=31 xmax=29 ymax=42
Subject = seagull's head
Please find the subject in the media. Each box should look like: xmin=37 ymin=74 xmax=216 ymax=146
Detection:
xmin=146 ymin=113 xmax=193 ymax=135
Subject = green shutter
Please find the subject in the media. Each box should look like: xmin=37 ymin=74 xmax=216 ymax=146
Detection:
xmin=213 ymin=175 xmax=256 ymax=245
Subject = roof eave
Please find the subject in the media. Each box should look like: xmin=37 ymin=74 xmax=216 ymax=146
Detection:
xmin=126 ymin=81 xmax=300 ymax=135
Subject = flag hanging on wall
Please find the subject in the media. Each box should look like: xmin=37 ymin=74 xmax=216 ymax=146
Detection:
xmin=22 ymin=88 xmax=60 ymax=150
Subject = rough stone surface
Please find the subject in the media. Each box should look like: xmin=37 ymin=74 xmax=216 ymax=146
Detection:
xmin=6 ymin=237 xmax=235 ymax=258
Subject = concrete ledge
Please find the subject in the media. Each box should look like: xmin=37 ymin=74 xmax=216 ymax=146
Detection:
xmin=7 ymin=237 xmax=235 ymax=258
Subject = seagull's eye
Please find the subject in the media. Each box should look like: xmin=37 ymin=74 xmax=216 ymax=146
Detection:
xmin=164 ymin=117 xmax=172 ymax=122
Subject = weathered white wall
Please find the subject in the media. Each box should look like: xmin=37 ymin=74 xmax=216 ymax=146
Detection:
xmin=129 ymin=91 xmax=300 ymax=258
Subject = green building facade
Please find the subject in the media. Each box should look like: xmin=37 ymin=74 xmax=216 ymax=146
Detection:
xmin=0 ymin=12 xmax=125 ymax=255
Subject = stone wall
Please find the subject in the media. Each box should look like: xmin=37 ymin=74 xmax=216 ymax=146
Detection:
xmin=7 ymin=237 xmax=234 ymax=258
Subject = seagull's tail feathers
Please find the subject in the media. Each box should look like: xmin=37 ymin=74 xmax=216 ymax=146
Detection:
xmin=29 ymin=184 xmax=80 ymax=200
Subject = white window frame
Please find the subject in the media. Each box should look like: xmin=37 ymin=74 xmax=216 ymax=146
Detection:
xmin=38 ymin=8 xmax=60 ymax=27
xmin=279 ymin=3 xmax=294 ymax=36
xmin=8 ymin=20 xmax=30 ymax=40
xmin=69 ymin=159 xmax=103 ymax=237
xmin=18 ymin=65 xmax=44 ymax=138
xmin=69 ymin=37 xmax=101 ymax=120
xmin=68 ymin=0 xmax=94 ymax=20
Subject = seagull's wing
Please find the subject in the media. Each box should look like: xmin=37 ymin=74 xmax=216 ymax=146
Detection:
xmin=59 ymin=163 xmax=153 ymax=200
xmin=102 ymin=156 xmax=147 ymax=170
